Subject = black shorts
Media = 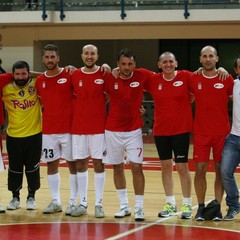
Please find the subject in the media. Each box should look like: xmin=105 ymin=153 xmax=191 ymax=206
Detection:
xmin=154 ymin=132 xmax=190 ymax=163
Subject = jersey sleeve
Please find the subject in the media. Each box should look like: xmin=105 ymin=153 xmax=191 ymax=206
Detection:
xmin=0 ymin=73 xmax=13 ymax=90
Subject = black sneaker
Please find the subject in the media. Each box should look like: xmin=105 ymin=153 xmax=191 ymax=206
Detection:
xmin=223 ymin=207 xmax=240 ymax=221
xmin=212 ymin=211 xmax=222 ymax=221
xmin=195 ymin=206 xmax=205 ymax=221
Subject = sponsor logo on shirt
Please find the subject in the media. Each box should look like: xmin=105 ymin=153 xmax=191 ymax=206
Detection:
xmin=173 ymin=81 xmax=183 ymax=87
xmin=130 ymin=82 xmax=140 ymax=88
xmin=57 ymin=78 xmax=67 ymax=84
xmin=214 ymin=83 xmax=224 ymax=89
xmin=94 ymin=79 xmax=104 ymax=84
xmin=11 ymin=99 xmax=36 ymax=110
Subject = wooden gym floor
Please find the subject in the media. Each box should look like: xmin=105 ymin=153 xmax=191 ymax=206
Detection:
xmin=0 ymin=135 xmax=239 ymax=239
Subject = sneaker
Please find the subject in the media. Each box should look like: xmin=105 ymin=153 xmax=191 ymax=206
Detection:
xmin=26 ymin=197 xmax=37 ymax=210
xmin=223 ymin=207 xmax=240 ymax=221
xmin=95 ymin=205 xmax=105 ymax=218
xmin=65 ymin=203 xmax=77 ymax=216
xmin=43 ymin=201 xmax=62 ymax=214
xmin=135 ymin=207 xmax=145 ymax=221
xmin=7 ymin=198 xmax=20 ymax=210
xmin=0 ymin=205 xmax=5 ymax=213
xmin=212 ymin=211 xmax=222 ymax=221
xmin=181 ymin=204 xmax=192 ymax=219
xmin=114 ymin=206 xmax=131 ymax=218
xmin=71 ymin=204 xmax=87 ymax=217
xmin=158 ymin=203 xmax=177 ymax=217
xmin=195 ymin=206 xmax=205 ymax=221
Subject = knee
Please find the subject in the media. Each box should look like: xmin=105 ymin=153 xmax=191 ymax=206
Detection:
xmin=93 ymin=160 xmax=104 ymax=173
xmin=130 ymin=163 xmax=143 ymax=175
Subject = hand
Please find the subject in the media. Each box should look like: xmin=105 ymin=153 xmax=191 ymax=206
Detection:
xmin=112 ymin=67 xmax=120 ymax=79
xmin=65 ymin=65 xmax=77 ymax=75
xmin=100 ymin=64 xmax=111 ymax=76
xmin=217 ymin=67 xmax=229 ymax=81
xmin=139 ymin=105 xmax=146 ymax=115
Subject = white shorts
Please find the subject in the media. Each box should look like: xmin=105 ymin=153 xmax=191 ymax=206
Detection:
xmin=103 ymin=128 xmax=143 ymax=165
xmin=72 ymin=134 xmax=105 ymax=160
xmin=41 ymin=134 xmax=73 ymax=163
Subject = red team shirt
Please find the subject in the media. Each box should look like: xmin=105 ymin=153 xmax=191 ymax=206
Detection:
xmin=189 ymin=73 xmax=234 ymax=136
xmin=0 ymin=73 xmax=13 ymax=125
xmin=71 ymin=67 xmax=106 ymax=134
xmin=104 ymin=68 xmax=154 ymax=132
xmin=144 ymin=70 xmax=193 ymax=136
xmin=36 ymin=68 xmax=73 ymax=134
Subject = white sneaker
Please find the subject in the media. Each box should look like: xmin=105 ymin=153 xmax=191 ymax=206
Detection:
xmin=0 ymin=205 xmax=5 ymax=213
xmin=26 ymin=197 xmax=37 ymax=210
xmin=71 ymin=204 xmax=87 ymax=217
xmin=114 ymin=206 xmax=131 ymax=218
xmin=135 ymin=207 xmax=145 ymax=221
xmin=65 ymin=203 xmax=77 ymax=216
xmin=95 ymin=205 xmax=105 ymax=218
xmin=43 ymin=201 xmax=62 ymax=214
xmin=7 ymin=198 xmax=20 ymax=210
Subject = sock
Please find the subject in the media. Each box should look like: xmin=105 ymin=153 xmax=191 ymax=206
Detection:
xmin=94 ymin=171 xmax=105 ymax=206
xmin=135 ymin=195 xmax=144 ymax=209
xmin=166 ymin=196 xmax=176 ymax=206
xmin=182 ymin=197 xmax=192 ymax=206
xmin=48 ymin=173 xmax=61 ymax=205
xmin=77 ymin=171 xmax=88 ymax=208
xmin=69 ymin=174 xmax=78 ymax=205
xmin=116 ymin=189 xmax=129 ymax=209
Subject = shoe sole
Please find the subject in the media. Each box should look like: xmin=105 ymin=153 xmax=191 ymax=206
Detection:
xmin=135 ymin=217 xmax=145 ymax=221
xmin=27 ymin=207 xmax=37 ymax=210
xmin=195 ymin=218 xmax=205 ymax=221
xmin=223 ymin=218 xmax=234 ymax=221
xmin=7 ymin=207 xmax=20 ymax=210
xmin=158 ymin=213 xmax=177 ymax=218
xmin=71 ymin=211 xmax=87 ymax=217
xmin=114 ymin=213 xmax=131 ymax=218
xmin=181 ymin=215 xmax=192 ymax=219
xmin=43 ymin=209 xmax=62 ymax=214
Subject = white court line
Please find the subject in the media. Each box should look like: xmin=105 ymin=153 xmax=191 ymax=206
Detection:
xmin=105 ymin=198 xmax=233 ymax=240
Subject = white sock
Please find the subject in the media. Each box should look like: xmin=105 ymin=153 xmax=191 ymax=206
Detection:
xmin=116 ymin=189 xmax=129 ymax=208
xmin=182 ymin=197 xmax=192 ymax=206
xmin=77 ymin=171 xmax=88 ymax=208
xmin=69 ymin=174 xmax=78 ymax=205
xmin=94 ymin=172 xmax=105 ymax=206
xmin=166 ymin=196 xmax=176 ymax=206
xmin=48 ymin=173 xmax=61 ymax=205
xmin=135 ymin=195 xmax=144 ymax=209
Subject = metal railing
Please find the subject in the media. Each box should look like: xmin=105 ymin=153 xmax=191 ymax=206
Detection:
xmin=0 ymin=0 xmax=239 ymax=21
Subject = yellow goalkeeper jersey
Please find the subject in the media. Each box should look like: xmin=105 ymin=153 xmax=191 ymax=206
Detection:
xmin=2 ymin=78 xmax=42 ymax=137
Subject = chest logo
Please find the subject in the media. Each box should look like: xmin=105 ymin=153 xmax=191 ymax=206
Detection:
xmin=173 ymin=81 xmax=183 ymax=87
xmin=214 ymin=83 xmax=224 ymax=89
xmin=94 ymin=79 xmax=104 ymax=84
xmin=57 ymin=78 xmax=67 ymax=84
xmin=18 ymin=90 xmax=25 ymax=97
xmin=130 ymin=82 xmax=140 ymax=88
xmin=28 ymin=86 xmax=35 ymax=96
